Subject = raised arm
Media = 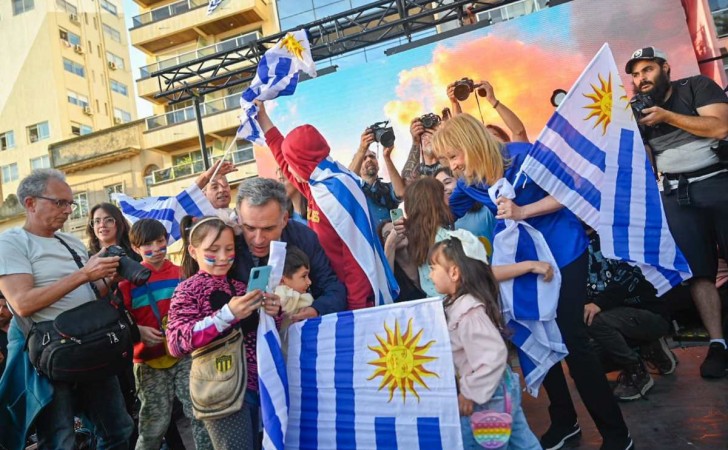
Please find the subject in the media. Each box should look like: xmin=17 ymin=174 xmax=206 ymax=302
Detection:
xmin=383 ymin=146 xmax=406 ymax=199
xmin=446 ymin=82 xmax=464 ymax=115
xmin=478 ymin=81 xmax=529 ymax=143
xmin=349 ymin=128 xmax=375 ymax=173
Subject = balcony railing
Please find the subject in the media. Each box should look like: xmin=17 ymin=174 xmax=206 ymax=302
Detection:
xmin=140 ymin=32 xmax=261 ymax=79
xmin=152 ymin=147 xmax=254 ymax=184
xmin=476 ymin=0 xmax=548 ymax=24
xmin=131 ymin=0 xmax=206 ymax=29
xmin=145 ymin=92 xmax=240 ymax=130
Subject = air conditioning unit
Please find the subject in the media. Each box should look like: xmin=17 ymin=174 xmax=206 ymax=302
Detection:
xmin=108 ymin=61 xmax=117 ymax=70
xmin=113 ymin=117 xmax=122 ymax=125
xmin=69 ymin=13 xmax=80 ymax=24
xmin=83 ymin=106 xmax=93 ymax=115
xmin=73 ymin=44 xmax=84 ymax=54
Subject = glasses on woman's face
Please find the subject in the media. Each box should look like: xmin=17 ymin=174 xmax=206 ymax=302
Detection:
xmin=91 ymin=217 xmax=116 ymax=227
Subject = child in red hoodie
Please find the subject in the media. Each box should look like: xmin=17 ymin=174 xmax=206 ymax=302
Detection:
xmin=118 ymin=219 xmax=211 ymax=449
xmin=256 ymin=100 xmax=376 ymax=310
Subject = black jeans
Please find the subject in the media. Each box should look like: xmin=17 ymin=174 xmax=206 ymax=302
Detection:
xmin=542 ymin=251 xmax=629 ymax=440
xmin=588 ymin=307 xmax=670 ymax=368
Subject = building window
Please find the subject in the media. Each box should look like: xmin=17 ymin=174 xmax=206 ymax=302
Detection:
xmin=70 ymin=192 xmax=89 ymax=221
xmin=71 ymin=122 xmax=93 ymax=136
xmin=1 ymin=163 xmax=19 ymax=183
xmin=102 ymin=23 xmax=121 ymax=43
xmin=105 ymin=183 xmax=123 ymax=202
xmin=113 ymin=108 xmax=132 ymax=123
xmin=105 ymin=51 xmax=125 ymax=70
xmin=0 ymin=131 xmax=15 ymax=151
xmin=100 ymin=0 xmax=118 ymax=16
xmin=59 ymin=28 xmax=81 ymax=46
xmin=63 ymin=58 xmax=85 ymax=77
xmin=67 ymin=90 xmax=90 ymax=108
xmin=110 ymin=79 xmax=128 ymax=96
xmin=710 ymin=0 xmax=728 ymax=37
xmin=31 ymin=155 xmax=50 ymax=170
xmin=12 ymin=0 xmax=34 ymax=15
xmin=27 ymin=121 xmax=50 ymax=143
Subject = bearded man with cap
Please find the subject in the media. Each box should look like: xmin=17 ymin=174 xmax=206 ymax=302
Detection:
xmin=626 ymin=46 xmax=728 ymax=379
xmin=253 ymin=100 xmax=398 ymax=310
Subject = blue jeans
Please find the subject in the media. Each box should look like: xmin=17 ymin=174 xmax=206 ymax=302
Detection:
xmin=460 ymin=368 xmax=540 ymax=450
xmin=36 ymin=376 xmax=134 ymax=450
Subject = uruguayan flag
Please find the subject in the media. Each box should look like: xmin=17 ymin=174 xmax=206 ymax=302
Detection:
xmin=285 ymin=298 xmax=462 ymax=449
xmin=520 ymin=43 xmax=692 ymax=295
xmin=238 ymin=30 xmax=316 ymax=145
xmin=207 ymin=0 xmax=223 ymax=15
xmin=258 ymin=313 xmax=289 ymax=450
xmin=112 ymin=184 xmax=217 ymax=244
xmin=489 ymin=179 xmax=567 ymax=396
xmin=309 ymin=157 xmax=399 ymax=306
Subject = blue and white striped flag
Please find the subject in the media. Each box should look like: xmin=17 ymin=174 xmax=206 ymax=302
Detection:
xmin=257 ymin=313 xmax=289 ymax=450
xmin=238 ymin=31 xmax=316 ymax=145
xmin=520 ymin=43 xmax=692 ymax=295
xmin=207 ymin=0 xmax=223 ymax=15
xmin=285 ymin=298 xmax=462 ymax=449
xmin=112 ymin=185 xmax=217 ymax=244
xmin=309 ymin=157 xmax=399 ymax=306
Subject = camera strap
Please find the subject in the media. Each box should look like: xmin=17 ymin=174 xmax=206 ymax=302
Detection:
xmin=54 ymin=234 xmax=102 ymax=299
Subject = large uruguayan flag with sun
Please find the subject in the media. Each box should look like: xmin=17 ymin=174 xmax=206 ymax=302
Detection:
xmin=284 ymin=298 xmax=462 ymax=449
xmin=521 ymin=43 xmax=691 ymax=295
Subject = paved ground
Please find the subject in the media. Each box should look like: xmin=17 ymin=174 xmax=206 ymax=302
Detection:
xmin=521 ymin=344 xmax=728 ymax=449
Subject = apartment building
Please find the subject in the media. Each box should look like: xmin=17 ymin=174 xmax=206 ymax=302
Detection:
xmin=0 ymin=0 xmax=137 ymax=229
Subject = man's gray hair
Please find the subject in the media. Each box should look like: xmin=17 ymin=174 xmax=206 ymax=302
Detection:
xmin=236 ymin=177 xmax=290 ymax=211
xmin=17 ymin=169 xmax=67 ymax=205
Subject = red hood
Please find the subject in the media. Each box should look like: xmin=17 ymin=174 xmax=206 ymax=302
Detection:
xmin=282 ymin=125 xmax=330 ymax=179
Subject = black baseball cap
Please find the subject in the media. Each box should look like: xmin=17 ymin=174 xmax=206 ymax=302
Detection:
xmin=625 ymin=47 xmax=668 ymax=74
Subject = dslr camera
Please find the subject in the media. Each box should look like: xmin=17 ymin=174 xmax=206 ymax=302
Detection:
xmin=102 ymin=245 xmax=152 ymax=286
xmin=629 ymin=93 xmax=655 ymax=118
xmin=369 ymin=121 xmax=395 ymax=148
xmin=420 ymin=113 xmax=442 ymax=130
xmin=453 ymin=78 xmax=486 ymax=101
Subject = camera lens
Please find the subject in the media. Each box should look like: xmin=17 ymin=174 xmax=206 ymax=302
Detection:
xmin=375 ymin=128 xmax=395 ymax=148
xmin=453 ymin=84 xmax=471 ymax=101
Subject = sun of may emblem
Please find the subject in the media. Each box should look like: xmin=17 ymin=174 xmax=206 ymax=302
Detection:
xmin=367 ymin=318 xmax=438 ymax=403
xmin=583 ymin=72 xmax=613 ymax=135
xmin=279 ymin=33 xmax=305 ymax=60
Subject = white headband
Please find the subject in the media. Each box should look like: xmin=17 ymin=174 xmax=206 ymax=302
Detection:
xmin=446 ymin=229 xmax=489 ymax=265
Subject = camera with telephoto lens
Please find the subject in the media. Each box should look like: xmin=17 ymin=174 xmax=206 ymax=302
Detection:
xmin=369 ymin=121 xmax=395 ymax=148
xmin=420 ymin=113 xmax=442 ymax=130
xmin=452 ymin=78 xmax=486 ymax=101
xmin=629 ymin=93 xmax=655 ymax=118
xmin=102 ymin=245 xmax=152 ymax=286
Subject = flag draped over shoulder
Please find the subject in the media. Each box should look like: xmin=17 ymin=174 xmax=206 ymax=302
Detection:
xmin=257 ymin=313 xmax=289 ymax=450
xmin=285 ymin=298 xmax=462 ymax=449
xmin=489 ymin=179 xmax=567 ymax=396
xmin=112 ymin=185 xmax=217 ymax=244
xmin=309 ymin=157 xmax=399 ymax=306
xmin=238 ymin=30 xmax=316 ymax=145
xmin=520 ymin=43 xmax=692 ymax=295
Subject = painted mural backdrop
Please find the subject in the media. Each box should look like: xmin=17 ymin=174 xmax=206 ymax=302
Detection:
xmin=253 ymin=0 xmax=699 ymax=178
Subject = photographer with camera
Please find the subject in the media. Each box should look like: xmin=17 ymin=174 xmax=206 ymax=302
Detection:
xmin=0 ymin=169 xmax=133 ymax=450
xmin=447 ymin=79 xmax=530 ymax=143
xmin=626 ymin=47 xmax=728 ymax=379
xmin=401 ymin=113 xmax=445 ymax=182
xmin=349 ymin=124 xmax=406 ymax=226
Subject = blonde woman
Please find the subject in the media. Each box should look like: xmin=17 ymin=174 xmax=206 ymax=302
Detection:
xmin=433 ymin=114 xmax=633 ymax=450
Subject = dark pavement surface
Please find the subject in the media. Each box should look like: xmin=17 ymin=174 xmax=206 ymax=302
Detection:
xmin=521 ymin=344 xmax=728 ymax=450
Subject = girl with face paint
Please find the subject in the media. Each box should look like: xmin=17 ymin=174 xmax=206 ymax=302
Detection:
xmin=166 ymin=216 xmax=282 ymax=449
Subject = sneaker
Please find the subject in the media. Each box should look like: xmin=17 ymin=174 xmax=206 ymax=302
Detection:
xmin=540 ymin=422 xmax=581 ymax=450
xmin=600 ymin=435 xmax=635 ymax=450
xmin=613 ymin=363 xmax=654 ymax=401
xmin=699 ymin=342 xmax=728 ymax=379
xmin=640 ymin=337 xmax=677 ymax=375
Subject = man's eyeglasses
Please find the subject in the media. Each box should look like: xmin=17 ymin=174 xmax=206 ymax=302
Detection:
xmin=36 ymin=196 xmax=78 ymax=210
xmin=91 ymin=217 xmax=116 ymax=227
